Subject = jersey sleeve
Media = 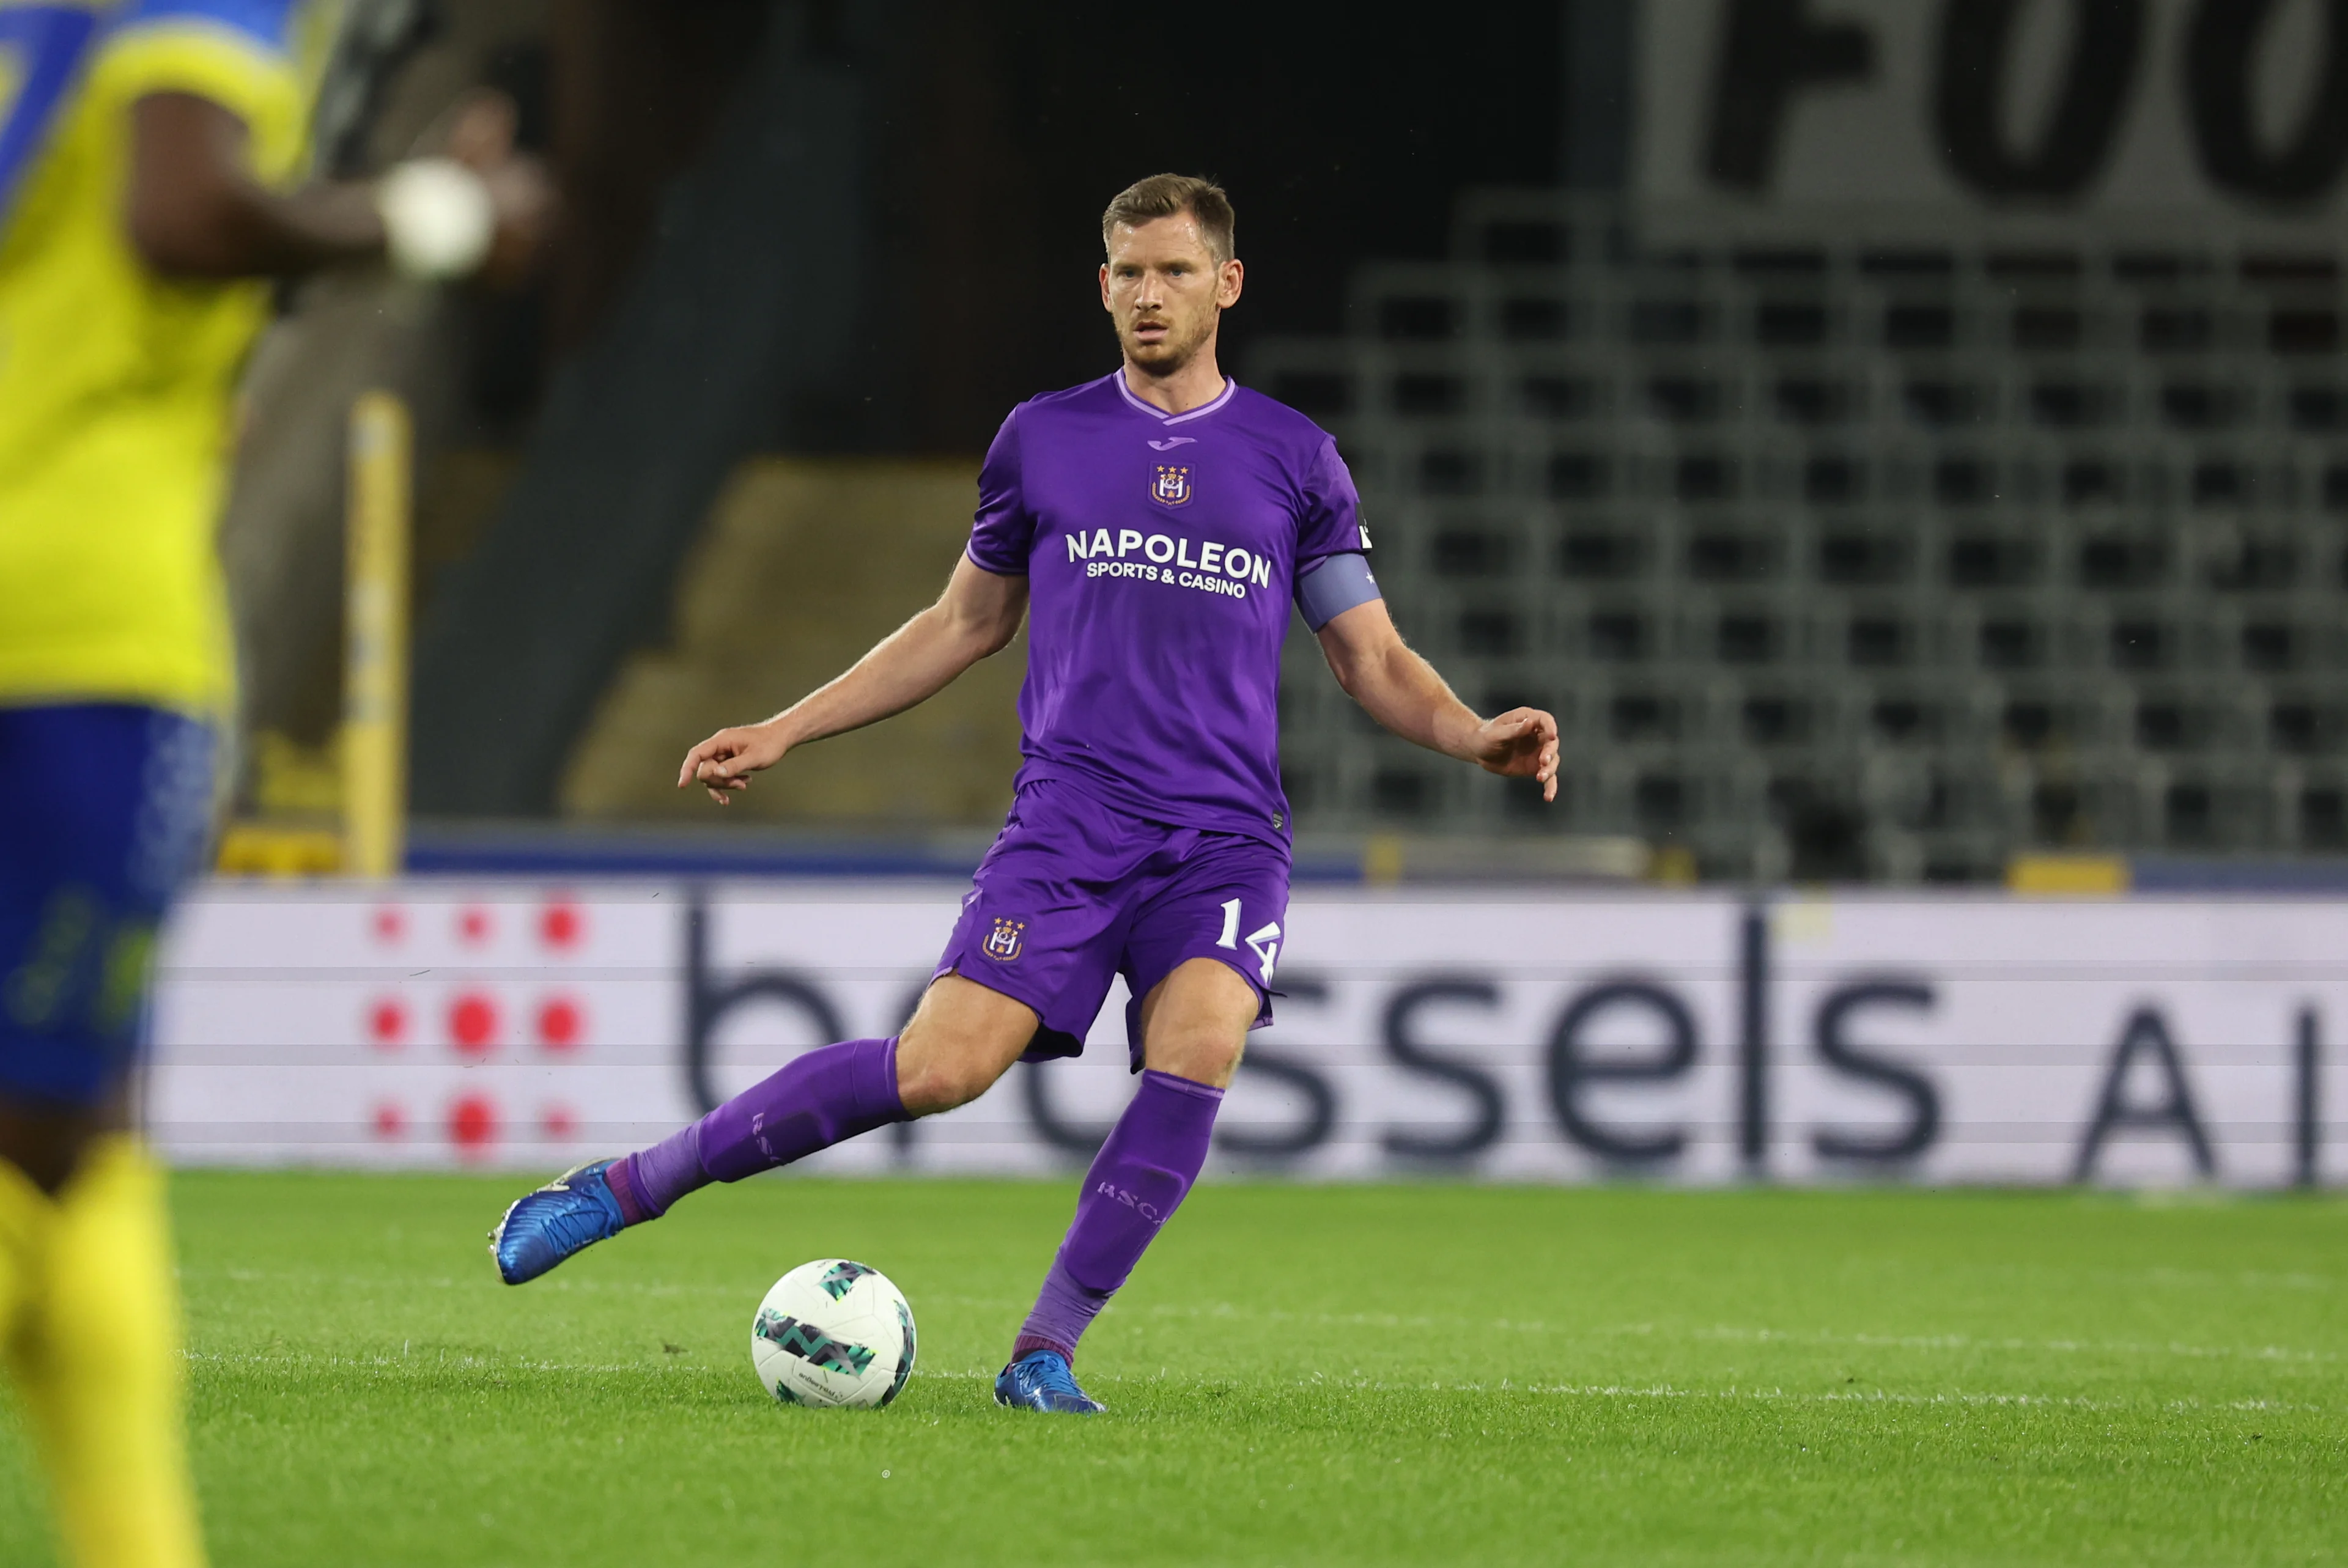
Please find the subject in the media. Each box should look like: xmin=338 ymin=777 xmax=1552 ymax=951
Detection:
xmin=95 ymin=0 xmax=309 ymax=181
xmin=965 ymin=407 xmax=1036 ymax=576
xmin=1295 ymin=436 xmax=1368 ymax=571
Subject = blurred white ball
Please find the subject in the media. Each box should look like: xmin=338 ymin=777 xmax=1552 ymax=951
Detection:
xmin=376 ymin=158 xmax=493 ymax=281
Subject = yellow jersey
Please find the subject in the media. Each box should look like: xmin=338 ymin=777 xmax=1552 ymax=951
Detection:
xmin=0 ymin=0 xmax=330 ymax=715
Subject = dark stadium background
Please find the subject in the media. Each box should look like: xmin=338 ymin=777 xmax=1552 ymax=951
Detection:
xmin=223 ymin=0 xmax=2348 ymax=886
xmin=231 ymin=0 xmax=1604 ymax=831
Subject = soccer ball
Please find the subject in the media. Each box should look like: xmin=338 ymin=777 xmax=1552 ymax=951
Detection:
xmin=750 ymin=1259 xmax=917 ymax=1408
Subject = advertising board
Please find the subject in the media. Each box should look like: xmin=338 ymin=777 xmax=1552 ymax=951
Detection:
xmin=1637 ymin=0 xmax=2348 ymax=232
xmin=150 ymin=881 xmax=2340 ymax=1187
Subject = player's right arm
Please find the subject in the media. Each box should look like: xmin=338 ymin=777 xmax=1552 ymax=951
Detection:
xmin=679 ymin=555 xmax=1029 ymax=804
xmin=125 ymin=91 xmax=547 ymax=281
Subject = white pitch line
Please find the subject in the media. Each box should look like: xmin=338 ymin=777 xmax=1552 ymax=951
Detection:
xmin=175 ymin=1356 xmax=2327 ymax=1414
xmin=177 ymin=1278 xmax=2344 ymax=1371
xmin=1135 ymin=1301 xmax=2341 ymax=1367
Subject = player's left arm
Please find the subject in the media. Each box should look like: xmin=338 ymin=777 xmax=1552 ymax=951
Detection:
xmin=1315 ymin=599 xmax=1560 ymax=802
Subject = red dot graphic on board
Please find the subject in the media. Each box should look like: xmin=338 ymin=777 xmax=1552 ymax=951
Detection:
xmin=372 ymin=907 xmax=406 ymax=944
xmin=457 ymin=906 xmax=493 ymax=946
xmin=541 ymin=1103 xmax=578 ymax=1139
xmin=367 ymin=999 xmax=407 ymax=1048
xmin=536 ymin=996 xmax=584 ymax=1051
xmin=448 ymin=993 xmax=500 ymax=1055
xmin=449 ymin=1095 xmax=498 ymax=1154
xmin=372 ymin=1102 xmax=407 ymax=1139
xmin=540 ymin=901 xmax=583 ymax=951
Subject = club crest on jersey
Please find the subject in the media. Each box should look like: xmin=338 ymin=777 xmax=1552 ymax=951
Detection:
xmin=1151 ymin=463 xmax=1194 ymax=506
xmin=982 ymin=917 xmax=1028 ymax=962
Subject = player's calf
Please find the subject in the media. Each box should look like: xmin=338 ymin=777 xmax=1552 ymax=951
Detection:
xmin=490 ymin=977 xmax=1038 ymax=1284
xmin=1003 ymin=962 xmax=1255 ymax=1375
xmin=490 ymin=1036 xmax=906 ymax=1285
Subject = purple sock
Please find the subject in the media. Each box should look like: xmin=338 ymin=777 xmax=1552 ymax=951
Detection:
xmin=611 ymin=1037 xmax=906 ymax=1224
xmin=1014 ymin=1069 xmax=1224 ymax=1363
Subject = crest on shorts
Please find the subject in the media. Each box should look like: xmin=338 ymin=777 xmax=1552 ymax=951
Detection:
xmin=1151 ymin=463 xmax=1192 ymax=506
xmin=982 ymin=916 xmax=1027 ymax=962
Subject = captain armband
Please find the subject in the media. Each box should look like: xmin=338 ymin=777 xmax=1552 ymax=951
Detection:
xmin=1294 ymin=552 xmax=1381 ymax=631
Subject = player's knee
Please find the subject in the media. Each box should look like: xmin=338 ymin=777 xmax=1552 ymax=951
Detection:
xmin=894 ymin=1037 xmax=1013 ymax=1116
xmin=1148 ymin=1027 xmax=1246 ymax=1091
xmin=895 ymin=974 xmax=1036 ymax=1115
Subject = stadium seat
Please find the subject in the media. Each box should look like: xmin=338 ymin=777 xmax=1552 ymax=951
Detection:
xmin=1257 ymin=194 xmax=2348 ymax=877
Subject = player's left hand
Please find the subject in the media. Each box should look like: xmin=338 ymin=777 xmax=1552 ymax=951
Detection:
xmin=1468 ymin=708 xmax=1560 ymax=801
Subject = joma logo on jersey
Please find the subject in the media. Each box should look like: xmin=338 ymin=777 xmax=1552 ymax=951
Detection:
xmin=1151 ymin=464 xmax=1193 ymax=506
xmin=982 ymin=917 xmax=1027 ymax=961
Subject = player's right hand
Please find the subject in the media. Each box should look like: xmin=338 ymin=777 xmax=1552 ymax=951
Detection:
xmin=677 ymin=723 xmax=789 ymax=805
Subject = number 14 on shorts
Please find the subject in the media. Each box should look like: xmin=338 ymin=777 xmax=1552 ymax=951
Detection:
xmin=1214 ymin=899 xmax=1280 ymax=980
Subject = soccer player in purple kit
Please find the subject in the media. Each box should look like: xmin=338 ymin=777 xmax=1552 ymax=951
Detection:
xmin=490 ymin=174 xmax=1560 ymax=1413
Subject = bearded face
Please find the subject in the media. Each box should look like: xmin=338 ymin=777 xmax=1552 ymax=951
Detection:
xmin=1101 ymin=214 xmax=1242 ymax=378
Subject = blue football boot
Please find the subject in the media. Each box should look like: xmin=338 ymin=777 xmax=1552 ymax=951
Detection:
xmin=489 ymin=1159 xmax=628 ymax=1284
xmin=993 ymin=1349 xmax=1106 ymax=1414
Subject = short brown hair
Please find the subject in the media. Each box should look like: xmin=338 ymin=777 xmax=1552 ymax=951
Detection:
xmin=1101 ymin=174 xmax=1235 ymax=265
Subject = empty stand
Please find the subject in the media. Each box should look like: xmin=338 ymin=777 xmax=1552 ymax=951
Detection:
xmin=1256 ymin=197 xmax=2348 ymax=877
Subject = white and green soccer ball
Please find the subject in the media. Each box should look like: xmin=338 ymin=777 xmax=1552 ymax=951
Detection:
xmin=750 ymin=1259 xmax=917 ymax=1408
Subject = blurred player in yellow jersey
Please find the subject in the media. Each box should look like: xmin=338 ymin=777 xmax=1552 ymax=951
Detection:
xmin=0 ymin=2 xmax=544 ymax=1561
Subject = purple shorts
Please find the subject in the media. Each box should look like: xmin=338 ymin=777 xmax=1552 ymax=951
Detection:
xmin=936 ymin=778 xmax=1291 ymax=1067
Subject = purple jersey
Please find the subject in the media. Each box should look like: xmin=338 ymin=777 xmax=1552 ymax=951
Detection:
xmin=965 ymin=372 xmax=1368 ymax=845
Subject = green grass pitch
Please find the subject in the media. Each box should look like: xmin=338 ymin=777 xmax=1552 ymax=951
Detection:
xmin=1 ymin=1172 xmax=2341 ymax=1565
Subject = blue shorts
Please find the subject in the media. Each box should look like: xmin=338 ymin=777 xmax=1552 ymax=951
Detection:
xmin=936 ymin=778 xmax=1291 ymax=1068
xmin=0 ymin=704 xmax=217 ymax=1106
